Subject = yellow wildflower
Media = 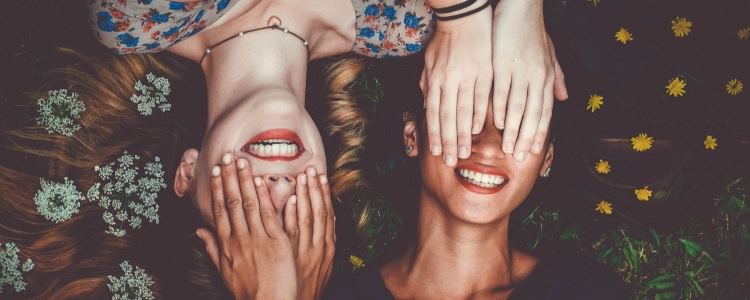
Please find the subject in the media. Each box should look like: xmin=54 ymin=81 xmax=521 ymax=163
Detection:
xmin=587 ymin=94 xmax=604 ymax=112
xmin=704 ymin=135 xmax=717 ymax=150
xmin=635 ymin=186 xmax=652 ymax=201
xmin=615 ymin=28 xmax=633 ymax=44
xmin=595 ymin=201 xmax=613 ymax=215
xmin=666 ymin=77 xmax=686 ymax=97
xmin=595 ymin=159 xmax=611 ymax=174
xmin=588 ymin=0 xmax=601 ymax=7
xmin=671 ymin=17 xmax=692 ymax=37
xmin=738 ymin=27 xmax=750 ymax=40
xmin=349 ymin=255 xmax=365 ymax=268
xmin=631 ymin=133 xmax=653 ymax=152
xmin=726 ymin=79 xmax=743 ymax=95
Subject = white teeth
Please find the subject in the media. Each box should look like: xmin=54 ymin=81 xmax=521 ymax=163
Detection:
xmin=456 ymin=168 xmax=506 ymax=188
xmin=248 ymin=139 xmax=299 ymax=157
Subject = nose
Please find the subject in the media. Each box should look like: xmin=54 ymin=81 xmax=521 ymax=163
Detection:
xmin=263 ymin=174 xmax=296 ymax=207
xmin=471 ymin=103 xmax=506 ymax=159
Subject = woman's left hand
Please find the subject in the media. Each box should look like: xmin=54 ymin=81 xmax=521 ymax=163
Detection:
xmin=285 ymin=167 xmax=336 ymax=300
xmin=490 ymin=0 xmax=568 ymax=162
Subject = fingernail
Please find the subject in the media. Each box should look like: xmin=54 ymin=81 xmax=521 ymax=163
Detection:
xmin=300 ymin=174 xmax=307 ymax=185
xmin=307 ymin=167 xmax=317 ymax=176
xmin=430 ymin=145 xmax=440 ymax=156
xmin=290 ymin=195 xmax=297 ymax=205
xmin=319 ymin=174 xmax=328 ymax=184
xmin=222 ymin=153 xmax=232 ymax=165
xmin=237 ymin=158 xmax=247 ymax=169
xmin=195 ymin=230 xmax=203 ymax=240
xmin=211 ymin=166 xmax=220 ymax=177
xmin=444 ymin=154 xmax=454 ymax=166
xmin=497 ymin=120 xmax=504 ymax=130
xmin=531 ymin=144 xmax=542 ymax=154
xmin=254 ymin=177 xmax=262 ymax=186
xmin=459 ymin=146 xmax=468 ymax=158
xmin=472 ymin=123 xmax=481 ymax=134
xmin=514 ymin=151 xmax=527 ymax=162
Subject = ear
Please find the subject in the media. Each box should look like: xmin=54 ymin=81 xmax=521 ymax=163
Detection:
xmin=403 ymin=119 xmax=419 ymax=158
xmin=174 ymin=148 xmax=199 ymax=197
xmin=539 ymin=143 xmax=555 ymax=177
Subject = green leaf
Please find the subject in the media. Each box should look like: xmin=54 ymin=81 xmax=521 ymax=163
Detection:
xmin=647 ymin=273 xmax=676 ymax=290
xmin=650 ymin=229 xmax=661 ymax=247
xmin=679 ymin=238 xmax=703 ymax=257
xmin=559 ymin=225 xmax=580 ymax=240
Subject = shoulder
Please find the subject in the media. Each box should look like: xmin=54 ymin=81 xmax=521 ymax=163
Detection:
xmin=510 ymin=255 xmax=630 ymax=300
xmin=323 ymin=265 xmax=395 ymax=300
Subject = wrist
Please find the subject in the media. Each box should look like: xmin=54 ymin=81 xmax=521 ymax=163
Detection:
xmin=433 ymin=0 xmax=492 ymax=23
xmin=494 ymin=0 xmax=542 ymax=17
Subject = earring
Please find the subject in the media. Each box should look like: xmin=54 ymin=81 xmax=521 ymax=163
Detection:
xmin=542 ymin=167 xmax=551 ymax=178
xmin=405 ymin=145 xmax=413 ymax=155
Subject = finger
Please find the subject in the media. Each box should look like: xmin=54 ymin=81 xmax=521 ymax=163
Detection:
xmin=439 ymin=84 xmax=458 ymax=166
xmin=253 ymin=177 xmax=284 ymax=237
xmin=492 ymin=74 xmax=511 ymax=130
xmin=456 ymin=83 xmax=474 ymax=160
xmin=425 ymin=82 xmax=442 ymax=156
xmin=472 ymin=76 xmax=492 ymax=135
xmin=210 ymin=165 xmax=231 ymax=240
xmin=237 ymin=158 xmax=263 ymax=234
xmin=196 ymin=228 xmax=220 ymax=271
xmin=284 ymin=195 xmax=299 ymax=258
xmin=306 ymin=168 xmax=327 ymax=247
xmin=502 ymin=79 xmax=527 ymax=157
xmin=531 ymin=73 xmax=554 ymax=155
xmin=514 ymin=74 xmax=545 ymax=161
xmin=320 ymin=174 xmax=336 ymax=248
xmin=296 ymin=171 xmax=313 ymax=251
xmin=220 ymin=153 xmax=249 ymax=236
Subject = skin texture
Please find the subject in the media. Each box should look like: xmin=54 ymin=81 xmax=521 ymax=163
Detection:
xmin=194 ymin=157 xmax=335 ymax=299
xmin=381 ymin=103 xmax=554 ymax=299
xmin=421 ymin=0 xmax=568 ymax=167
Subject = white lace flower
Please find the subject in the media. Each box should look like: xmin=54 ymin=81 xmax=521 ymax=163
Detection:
xmin=107 ymin=261 xmax=155 ymax=300
xmin=33 ymin=177 xmax=84 ymax=223
xmin=36 ymin=89 xmax=86 ymax=136
xmin=1 ymin=242 xmax=34 ymax=293
xmin=88 ymin=152 xmax=165 ymax=237
xmin=130 ymin=73 xmax=171 ymax=116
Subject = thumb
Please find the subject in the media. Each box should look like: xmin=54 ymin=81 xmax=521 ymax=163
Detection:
xmin=196 ymin=228 xmax=220 ymax=270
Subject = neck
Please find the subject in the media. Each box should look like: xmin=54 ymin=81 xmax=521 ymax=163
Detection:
xmin=387 ymin=193 xmax=519 ymax=298
xmin=201 ymin=31 xmax=307 ymax=128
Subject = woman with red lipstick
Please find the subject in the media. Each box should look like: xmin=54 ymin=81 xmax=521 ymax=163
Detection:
xmin=323 ymin=59 xmax=628 ymax=299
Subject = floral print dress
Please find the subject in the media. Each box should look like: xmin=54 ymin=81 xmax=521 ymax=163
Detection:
xmin=88 ymin=0 xmax=434 ymax=57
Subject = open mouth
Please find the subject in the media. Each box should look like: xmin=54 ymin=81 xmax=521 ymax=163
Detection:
xmin=455 ymin=165 xmax=508 ymax=194
xmin=242 ymin=129 xmax=304 ymax=161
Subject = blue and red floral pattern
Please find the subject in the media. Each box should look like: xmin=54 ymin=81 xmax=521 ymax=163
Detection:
xmin=88 ymin=0 xmax=236 ymax=54
xmin=352 ymin=0 xmax=435 ymax=58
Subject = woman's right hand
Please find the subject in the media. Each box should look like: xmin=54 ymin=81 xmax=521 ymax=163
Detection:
xmin=196 ymin=154 xmax=297 ymax=300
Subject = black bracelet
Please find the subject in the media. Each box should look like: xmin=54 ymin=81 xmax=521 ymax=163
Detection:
xmin=432 ymin=0 xmax=478 ymax=14
xmin=434 ymin=0 xmax=490 ymax=21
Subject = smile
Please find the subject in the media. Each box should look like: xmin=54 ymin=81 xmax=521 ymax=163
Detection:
xmin=456 ymin=168 xmax=507 ymax=188
xmin=243 ymin=129 xmax=305 ymax=161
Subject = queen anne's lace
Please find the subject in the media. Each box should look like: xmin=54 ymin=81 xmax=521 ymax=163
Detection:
xmin=88 ymin=152 xmax=165 ymax=237
xmin=130 ymin=73 xmax=171 ymax=116
xmin=33 ymin=178 xmax=84 ymax=223
xmin=0 ymin=242 xmax=34 ymax=293
xmin=107 ymin=261 xmax=155 ymax=300
xmin=36 ymin=89 xmax=86 ymax=136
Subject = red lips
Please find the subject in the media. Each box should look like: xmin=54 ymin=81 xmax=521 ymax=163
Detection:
xmin=242 ymin=129 xmax=305 ymax=161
